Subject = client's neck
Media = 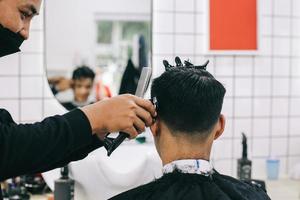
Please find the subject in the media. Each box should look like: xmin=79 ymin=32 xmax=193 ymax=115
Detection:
xmin=159 ymin=129 xmax=214 ymax=166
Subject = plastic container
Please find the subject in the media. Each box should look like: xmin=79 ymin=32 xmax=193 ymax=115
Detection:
xmin=266 ymin=158 xmax=280 ymax=180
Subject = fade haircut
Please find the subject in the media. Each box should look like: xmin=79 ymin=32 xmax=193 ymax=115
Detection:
xmin=151 ymin=59 xmax=226 ymax=137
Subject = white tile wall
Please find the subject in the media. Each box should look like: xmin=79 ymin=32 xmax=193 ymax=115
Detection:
xmin=252 ymin=118 xmax=270 ymax=137
xmin=175 ymin=13 xmax=194 ymax=33
xmin=153 ymin=0 xmax=300 ymax=178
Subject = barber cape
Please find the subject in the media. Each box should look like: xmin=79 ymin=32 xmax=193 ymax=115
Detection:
xmin=110 ymin=159 xmax=271 ymax=200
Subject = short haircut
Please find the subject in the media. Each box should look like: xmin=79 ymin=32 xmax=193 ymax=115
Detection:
xmin=72 ymin=66 xmax=95 ymax=81
xmin=151 ymin=67 xmax=226 ymax=137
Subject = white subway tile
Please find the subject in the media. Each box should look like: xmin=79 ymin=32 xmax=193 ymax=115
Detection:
xmin=235 ymin=78 xmax=252 ymax=97
xmin=273 ymin=58 xmax=290 ymax=77
xmin=291 ymin=78 xmax=300 ymax=96
xmin=271 ymin=118 xmax=288 ymax=136
xmin=290 ymin=98 xmax=300 ymax=116
xmin=175 ymin=0 xmax=194 ymax=12
xmin=253 ymin=118 xmax=270 ymax=137
xmin=274 ymin=0 xmax=291 ymax=16
xmin=289 ymin=137 xmax=300 ymax=156
xmin=21 ymin=76 xmax=43 ymax=98
xmin=271 ymin=138 xmax=288 ymax=157
xmin=20 ymin=54 xmax=44 ymax=75
xmin=196 ymin=0 xmax=205 ymax=13
xmin=272 ymin=78 xmax=289 ymax=96
xmin=273 ymin=38 xmax=290 ymax=56
xmin=291 ymin=38 xmax=300 ymax=57
xmin=0 ymin=77 xmax=19 ymax=98
xmin=195 ymin=35 xmax=205 ymax=55
xmin=254 ymin=98 xmax=271 ymax=117
xmin=289 ymin=117 xmax=300 ymax=136
xmin=272 ymin=98 xmax=289 ymax=116
xmin=153 ymin=13 xmax=173 ymax=33
xmin=196 ymin=13 xmax=205 ymax=34
xmin=254 ymin=78 xmax=271 ymax=96
xmin=174 ymin=35 xmax=194 ymax=55
xmin=273 ymin=17 xmax=290 ymax=36
xmin=153 ymin=0 xmax=174 ymax=11
xmin=293 ymin=0 xmax=300 ymax=17
xmin=20 ymin=100 xmax=42 ymax=121
xmin=291 ymin=58 xmax=300 ymax=76
xmin=175 ymin=13 xmax=194 ymax=33
xmin=288 ymin=157 xmax=300 ymax=174
xmin=215 ymin=57 xmax=234 ymax=76
xmin=0 ymin=53 xmax=19 ymax=75
xmin=292 ymin=18 xmax=300 ymax=37
xmin=153 ymin=34 xmax=174 ymax=55
xmin=235 ymin=57 xmax=253 ymax=76
xmin=252 ymin=138 xmax=269 ymax=157
xmin=254 ymin=57 xmax=272 ymax=76
xmin=234 ymin=98 xmax=252 ymax=117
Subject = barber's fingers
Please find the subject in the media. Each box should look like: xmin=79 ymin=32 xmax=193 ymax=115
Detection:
xmin=134 ymin=106 xmax=153 ymax=127
xmin=124 ymin=126 xmax=139 ymax=139
xmin=133 ymin=115 xmax=146 ymax=134
xmin=131 ymin=96 xmax=156 ymax=118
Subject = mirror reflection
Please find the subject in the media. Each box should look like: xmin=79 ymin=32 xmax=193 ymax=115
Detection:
xmin=46 ymin=0 xmax=152 ymax=110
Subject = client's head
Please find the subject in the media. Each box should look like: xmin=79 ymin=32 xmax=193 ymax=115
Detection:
xmin=150 ymin=59 xmax=226 ymax=164
xmin=72 ymin=66 xmax=95 ymax=103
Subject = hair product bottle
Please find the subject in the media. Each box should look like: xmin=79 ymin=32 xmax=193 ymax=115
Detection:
xmin=54 ymin=166 xmax=74 ymax=200
xmin=237 ymin=133 xmax=252 ymax=180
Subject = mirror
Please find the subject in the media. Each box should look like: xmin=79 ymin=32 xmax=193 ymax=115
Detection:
xmin=45 ymin=0 xmax=152 ymax=110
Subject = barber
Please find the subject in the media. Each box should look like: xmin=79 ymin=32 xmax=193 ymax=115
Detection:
xmin=0 ymin=0 xmax=156 ymax=186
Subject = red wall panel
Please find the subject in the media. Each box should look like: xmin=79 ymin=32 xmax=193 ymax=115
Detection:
xmin=210 ymin=0 xmax=257 ymax=50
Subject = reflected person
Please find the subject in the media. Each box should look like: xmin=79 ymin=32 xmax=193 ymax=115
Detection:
xmin=62 ymin=66 xmax=96 ymax=110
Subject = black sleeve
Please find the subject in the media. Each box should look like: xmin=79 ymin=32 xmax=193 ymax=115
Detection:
xmin=0 ymin=109 xmax=103 ymax=181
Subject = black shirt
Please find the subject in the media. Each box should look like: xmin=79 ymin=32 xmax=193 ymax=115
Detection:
xmin=110 ymin=171 xmax=271 ymax=200
xmin=0 ymin=108 xmax=103 ymax=199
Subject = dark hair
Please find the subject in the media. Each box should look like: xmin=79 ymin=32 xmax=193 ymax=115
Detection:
xmin=72 ymin=66 xmax=95 ymax=81
xmin=151 ymin=67 xmax=226 ymax=136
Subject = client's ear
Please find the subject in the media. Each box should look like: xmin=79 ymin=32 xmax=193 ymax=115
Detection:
xmin=214 ymin=114 xmax=225 ymax=140
xmin=150 ymin=118 xmax=161 ymax=137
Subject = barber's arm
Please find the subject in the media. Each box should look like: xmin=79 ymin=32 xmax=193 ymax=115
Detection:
xmin=0 ymin=94 xmax=155 ymax=181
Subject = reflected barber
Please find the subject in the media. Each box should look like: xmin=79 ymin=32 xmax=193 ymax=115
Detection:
xmin=0 ymin=0 xmax=156 ymax=196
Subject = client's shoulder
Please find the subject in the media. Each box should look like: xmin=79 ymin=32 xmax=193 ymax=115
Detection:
xmin=212 ymin=171 xmax=271 ymax=200
xmin=109 ymin=178 xmax=161 ymax=200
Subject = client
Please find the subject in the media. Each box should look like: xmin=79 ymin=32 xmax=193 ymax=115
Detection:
xmin=110 ymin=57 xmax=270 ymax=200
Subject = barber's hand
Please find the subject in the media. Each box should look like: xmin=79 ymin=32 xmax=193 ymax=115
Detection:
xmin=48 ymin=76 xmax=72 ymax=92
xmin=81 ymin=94 xmax=156 ymax=140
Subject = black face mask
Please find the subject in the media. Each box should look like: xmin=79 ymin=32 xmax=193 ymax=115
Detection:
xmin=0 ymin=24 xmax=24 ymax=58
